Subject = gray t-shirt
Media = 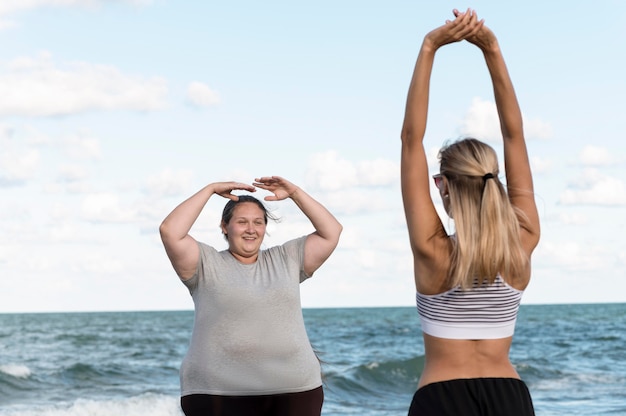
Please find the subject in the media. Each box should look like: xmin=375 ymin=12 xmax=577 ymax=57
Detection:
xmin=180 ymin=236 xmax=322 ymax=396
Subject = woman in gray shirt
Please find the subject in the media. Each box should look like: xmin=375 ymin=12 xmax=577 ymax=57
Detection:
xmin=160 ymin=176 xmax=342 ymax=416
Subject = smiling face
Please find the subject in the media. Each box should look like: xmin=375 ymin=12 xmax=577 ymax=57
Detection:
xmin=221 ymin=202 xmax=267 ymax=264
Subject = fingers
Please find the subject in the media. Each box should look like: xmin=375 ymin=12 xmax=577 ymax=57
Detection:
xmin=254 ymin=176 xmax=285 ymax=184
xmin=453 ymin=8 xmax=473 ymax=19
xmin=450 ymin=8 xmax=486 ymax=41
xmin=467 ymin=19 xmax=485 ymax=39
xmin=252 ymin=178 xmax=275 ymax=189
xmin=443 ymin=9 xmax=479 ymax=37
xmin=252 ymin=176 xmax=297 ymax=201
xmin=220 ymin=192 xmax=240 ymax=201
xmin=253 ymin=176 xmax=292 ymax=191
xmin=214 ymin=181 xmax=256 ymax=200
xmin=229 ymin=182 xmax=256 ymax=192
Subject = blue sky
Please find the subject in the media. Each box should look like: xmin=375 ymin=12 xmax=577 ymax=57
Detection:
xmin=0 ymin=1 xmax=624 ymax=313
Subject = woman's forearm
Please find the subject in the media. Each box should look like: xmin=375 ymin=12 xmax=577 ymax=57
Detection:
xmin=481 ymin=43 xmax=524 ymax=141
xmin=401 ymin=40 xmax=437 ymax=145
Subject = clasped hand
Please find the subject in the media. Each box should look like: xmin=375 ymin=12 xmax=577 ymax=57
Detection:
xmin=425 ymin=8 xmax=495 ymax=51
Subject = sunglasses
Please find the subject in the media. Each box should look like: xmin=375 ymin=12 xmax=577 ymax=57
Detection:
xmin=432 ymin=174 xmax=445 ymax=190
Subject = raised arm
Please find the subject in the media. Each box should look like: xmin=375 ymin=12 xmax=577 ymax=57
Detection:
xmin=159 ymin=181 xmax=256 ymax=280
xmin=253 ymin=176 xmax=342 ymax=276
xmin=461 ymin=15 xmax=540 ymax=254
xmin=400 ymin=10 xmax=483 ymax=261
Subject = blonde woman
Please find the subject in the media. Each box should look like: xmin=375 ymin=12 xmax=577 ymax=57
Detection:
xmin=401 ymin=10 xmax=540 ymax=415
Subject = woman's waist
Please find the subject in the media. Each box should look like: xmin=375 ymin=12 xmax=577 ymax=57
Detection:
xmin=181 ymin=344 xmax=322 ymax=394
xmin=419 ymin=357 xmax=519 ymax=389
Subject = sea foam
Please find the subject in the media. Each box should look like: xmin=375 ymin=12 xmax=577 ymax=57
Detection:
xmin=0 ymin=364 xmax=32 ymax=379
xmin=0 ymin=394 xmax=182 ymax=416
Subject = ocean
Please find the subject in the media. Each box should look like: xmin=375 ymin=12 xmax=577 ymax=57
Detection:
xmin=1 ymin=304 xmax=625 ymax=415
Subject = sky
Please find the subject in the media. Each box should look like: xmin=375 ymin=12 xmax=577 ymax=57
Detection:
xmin=0 ymin=0 xmax=625 ymax=313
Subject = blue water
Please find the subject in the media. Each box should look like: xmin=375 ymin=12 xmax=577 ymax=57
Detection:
xmin=1 ymin=304 xmax=625 ymax=415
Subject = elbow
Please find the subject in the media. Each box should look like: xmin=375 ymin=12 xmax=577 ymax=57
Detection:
xmin=327 ymin=221 xmax=343 ymax=249
xmin=401 ymin=118 xmax=424 ymax=143
xmin=331 ymin=222 xmax=343 ymax=247
xmin=159 ymin=220 xmax=172 ymax=242
xmin=400 ymin=126 xmax=412 ymax=144
xmin=521 ymin=223 xmax=541 ymax=254
xmin=400 ymin=127 xmax=421 ymax=151
xmin=530 ymin=226 xmax=541 ymax=250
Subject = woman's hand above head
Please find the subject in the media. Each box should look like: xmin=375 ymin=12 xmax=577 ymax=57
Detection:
xmin=254 ymin=175 xmax=342 ymax=276
xmin=452 ymin=9 xmax=498 ymax=52
xmin=253 ymin=176 xmax=299 ymax=201
xmin=211 ymin=181 xmax=257 ymax=201
xmin=160 ymin=181 xmax=256 ymax=280
xmin=423 ymin=8 xmax=484 ymax=51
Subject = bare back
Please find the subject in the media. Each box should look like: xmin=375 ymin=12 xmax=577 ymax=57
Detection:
xmin=419 ymin=335 xmax=519 ymax=388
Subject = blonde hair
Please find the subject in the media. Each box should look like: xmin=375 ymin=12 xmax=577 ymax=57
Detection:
xmin=438 ymin=138 xmax=528 ymax=288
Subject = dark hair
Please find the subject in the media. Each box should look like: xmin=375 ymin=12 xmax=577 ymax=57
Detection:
xmin=221 ymin=195 xmax=279 ymax=239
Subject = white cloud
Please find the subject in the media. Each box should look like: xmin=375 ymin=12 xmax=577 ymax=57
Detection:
xmin=144 ymin=168 xmax=194 ymax=197
xmin=459 ymin=97 xmax=552 ymax=142
xmin=0 ymin=123 xmax=14 ymax=141
xmin=0 ymin=147 xmax=40 ymax=186
xmin=304 ymin=150 xmax=398 ymax=191
xmin=61 ymin=133 xmax=102 ymax=160
xmin=58 ymin=164 xmax=89 ymax=182
xmin=65 ymin=181 xmax=92 ymax=194
xmin=578 ymin=145 xmax=616 ymax=166
xmin=459 ymin=97 xmax=501 ymax=141
xmin=0 ymin=123 xmax=58 ymax=186
xmin=22 ymin=125 xmax=51 ymax=145
xmin=536 ymin=240 xmax=609 ymax=272
xmin=531 ymin=156 xmax=552 ymax=174
xmin=47 ymin=222 xmax=80 ymax=242
xmin=304 ymin=151 xmax=357 ymax=191
xmin=559 ymin=212 xmax=588 ymax=226
xmin=186 ymin=81 xmax=220 ymax=107
xmin=316 ymin=189 xmax=391 ymax=215
xmin=69 ymin=251 xmax=124 ymax=275
xmin=48 ymin=202 xmax=72 ymax=221
xmin=0 ymin=52 xmax=168 ymax=116
xmin=559 ymin=168 xmax=626 ymax=206
xmin=81 ymin=192 xmax=137 ymax=223
xmin=356 ymin=159 xmax=398 ymax=187
xmin=426 ymin=145 xmax=442 ymax=170
xmin=0 ymin=204 xmax=32 ymax=243
xmin=523 ymin=117 xmax=553 ymax=140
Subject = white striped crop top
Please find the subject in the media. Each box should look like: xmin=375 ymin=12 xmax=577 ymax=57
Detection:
xmin=415 ymin=275 xmax=523 ymax=340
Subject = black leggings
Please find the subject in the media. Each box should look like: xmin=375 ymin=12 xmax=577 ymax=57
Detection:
xmin=408 ymin=378 xmax=535 ymax=416
xmin=181 ymin=386 xmax=324 ymax=416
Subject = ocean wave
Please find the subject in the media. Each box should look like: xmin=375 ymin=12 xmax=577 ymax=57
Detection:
xmin=0 ymin=393 xmax=182 ymax=416
xmin=0 ymin=364 xmax=39 ymax=402
xmin=58 ymin=362 xmax=119 ymax=379
xmin=324 ymin=355 xmax=423 ymax=398
xmin=0 ymin=364 xmax=31 ymax=379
